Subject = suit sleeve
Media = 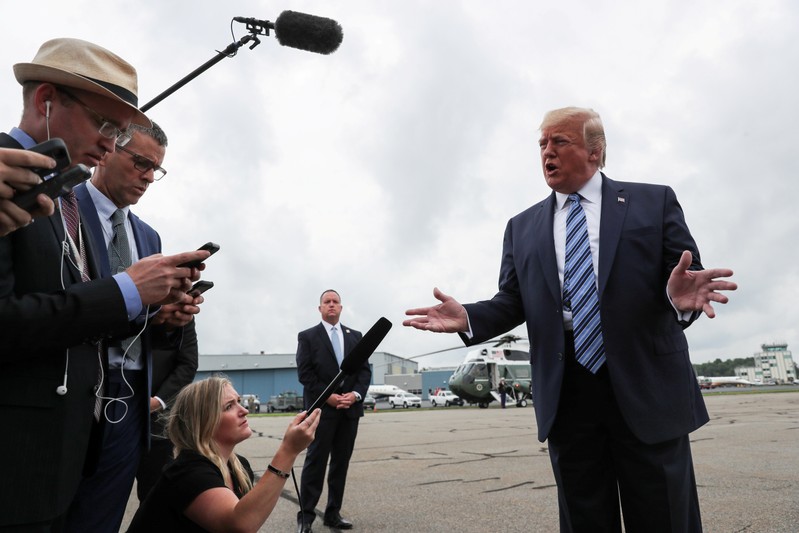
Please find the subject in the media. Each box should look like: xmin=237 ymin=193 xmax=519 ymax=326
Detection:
xmin=0 ymin=271 xmax=130 ymax=359
xmin=661 ymin=186 xmax=703 ymax=328
xmin=151 ymin=320 xmax=199 ymax=407
xmin=296 ymin=330 xmax=326 ymax=404
xmin=461 ymin=219 xmax=526 ymax=345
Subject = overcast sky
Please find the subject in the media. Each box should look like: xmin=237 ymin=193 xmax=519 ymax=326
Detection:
xmin=2 ymin=0 xmax=796 ymax=367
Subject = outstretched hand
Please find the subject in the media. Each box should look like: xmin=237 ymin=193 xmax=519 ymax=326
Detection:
xmin=403 ymin=287 xmax=468 ymax=333
xmin=668 ymin=250 xmax=737 ymax=318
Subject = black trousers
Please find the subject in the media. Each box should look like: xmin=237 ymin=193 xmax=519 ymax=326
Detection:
xmin=64 ymin=369 xmax=146 ymax=533
xmin=297 ymin=410 xmax=359 ymax=525
xmin=546 ymin=333 xmax=702 ymax=533
xmin=136 ymin=434 xmax=173 ymax=502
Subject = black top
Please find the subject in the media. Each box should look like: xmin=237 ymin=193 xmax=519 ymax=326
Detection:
xmin=127 ymin=450 xmax=254 ymax=532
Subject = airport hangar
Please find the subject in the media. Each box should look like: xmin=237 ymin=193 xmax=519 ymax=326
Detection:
xmin=195 ymin=352 xmax=456 ymax=402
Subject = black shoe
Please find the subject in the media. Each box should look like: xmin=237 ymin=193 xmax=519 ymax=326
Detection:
xmin=297 ymin=522 xmax=313 ymax=533
xmin=323 ymin=513 xmax=353 ymax=529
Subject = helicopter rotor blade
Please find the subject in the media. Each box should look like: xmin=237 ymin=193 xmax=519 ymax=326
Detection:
xmin=405 ymin=345 xmax=468 ymax=360
xmin=406 ymin=335 xmax=529 ymax=361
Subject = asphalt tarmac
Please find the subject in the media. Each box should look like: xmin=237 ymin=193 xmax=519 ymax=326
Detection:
xmin=122 ymin=389 xmax=799 ymax=532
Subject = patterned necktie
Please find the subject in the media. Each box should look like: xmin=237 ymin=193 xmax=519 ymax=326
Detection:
xmin=564 ymin=193 xmax=606 ymax=373
xmin=60 ymin=192 xmax=90 ymax=282
xmin=108 ymin=209 xmax=140 ymax=361
xmin=330 ymin=326 xmax=343 ymax=367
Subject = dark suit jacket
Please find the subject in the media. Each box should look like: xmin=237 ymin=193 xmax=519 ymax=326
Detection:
xmin=296 ymin=322 xmax=370 ymax=419
xmin=0 ymin=133 xmax=132 ymax=525
xmin=464 ymin=174 xmax=709 ymax=445
xmin=148 ymin=318 xmax=199 ymax=438
xmin=75 ymin=181 xmax=163 ymax=448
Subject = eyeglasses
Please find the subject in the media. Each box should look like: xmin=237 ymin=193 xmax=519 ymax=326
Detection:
xmin=115 ymin=144 xmax=167 ymax=180
xmin=57 ymin=87 xmax=132 ymax=147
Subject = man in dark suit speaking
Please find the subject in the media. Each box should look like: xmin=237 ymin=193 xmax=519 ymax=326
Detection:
xmin=296 ymin=289 xmax=371 ymax=533
xmin=404 ymin=107 xmax=737 ymax=533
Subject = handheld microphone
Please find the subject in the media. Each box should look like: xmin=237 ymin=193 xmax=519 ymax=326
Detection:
xmin=234 ymin=11 xmax=343 ymax=55
xmin=305 ymin=317 xmax=392 ymax=414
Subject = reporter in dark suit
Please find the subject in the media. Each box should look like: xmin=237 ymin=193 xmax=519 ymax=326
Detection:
xmin=65 ymin=122 xmax=203 ymax=532
xmin=404 ymin=107 xmax=737 ymax=533
xmin=0 ymin=38 xmax=208 ymax=530
xmin=296 ymin=290 xmax=371 ymax=533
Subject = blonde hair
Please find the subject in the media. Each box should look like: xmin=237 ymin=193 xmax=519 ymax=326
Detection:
xmin=540 ymin=107 xmax=607 ymax=168
xmin=167 ymin=375 xmax=253 ymax=494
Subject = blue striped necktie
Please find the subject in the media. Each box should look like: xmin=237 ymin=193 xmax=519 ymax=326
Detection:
xmin=564 ymin=193 xmax=606 ymax=373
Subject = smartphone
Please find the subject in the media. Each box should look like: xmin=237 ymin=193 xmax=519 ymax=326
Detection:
xmin=188 ymin=280 xmax=214 ymax=297
xmin=27 ymin=138 xmax=71 ymax=177
xmin=178 ymin=242 xmax=220 ymax=268
xmin=12 ymin=164 xmax=91 ymax=211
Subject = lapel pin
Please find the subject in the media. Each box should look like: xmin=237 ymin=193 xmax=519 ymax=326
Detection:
xmin=617 ymin=197 xmax=625 ymax=204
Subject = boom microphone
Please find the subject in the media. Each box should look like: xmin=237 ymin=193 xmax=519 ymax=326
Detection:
xmin=234 ymin=11 xmax=343 ymax=55
xmin=305 ymin=317 xmax=392 ymax=414
xmin=275 ymin=11 xmax=343 ymax=55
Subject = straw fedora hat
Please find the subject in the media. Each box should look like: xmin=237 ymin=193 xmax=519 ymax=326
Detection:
xmin=13 ymin=38 xmax=150 ymax=126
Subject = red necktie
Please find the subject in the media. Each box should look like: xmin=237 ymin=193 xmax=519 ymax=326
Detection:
xmin=60 ymin=191 xmax=90 ymax=282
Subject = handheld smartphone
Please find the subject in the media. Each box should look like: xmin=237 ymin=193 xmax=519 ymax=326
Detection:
xmin=27 ymin=138 xmax=71 ymax=177
xmin=12 ymin=164 xmax=91 ymax=212
xmin=178 ymin=242 xmax=220 ymax=268
xmin=188 ymin=280 xmax=214 ymax=297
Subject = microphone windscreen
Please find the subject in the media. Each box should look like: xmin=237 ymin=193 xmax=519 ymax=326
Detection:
xmin=339 ymin=317 xmax=392 ymax=374
xmin=274 ymin=10 xmax=343 ymax=55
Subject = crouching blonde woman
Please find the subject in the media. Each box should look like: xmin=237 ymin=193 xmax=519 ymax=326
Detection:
xmin=128 ymin=376 xmax=320 ymax=532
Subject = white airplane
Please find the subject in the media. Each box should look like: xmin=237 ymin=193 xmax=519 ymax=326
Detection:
xmin=367 ymin=384 xmax=404 ymax=399
xmin=696 ymin=376 xmax=765 ymax=389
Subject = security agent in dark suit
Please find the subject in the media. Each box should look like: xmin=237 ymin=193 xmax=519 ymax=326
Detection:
xmin=0 ymin=38 xmax=208 ymax=530
xmin=65 ymin=122 xmax=203 ymax=532
xmin=405 ymin=107 xmax=737 ymax=533
xmin=296 ymin=289 xmax=371 ymax=532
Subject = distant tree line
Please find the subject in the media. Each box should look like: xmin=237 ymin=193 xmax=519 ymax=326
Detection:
xmin=692 ymin=358 xmax=754 ymax=376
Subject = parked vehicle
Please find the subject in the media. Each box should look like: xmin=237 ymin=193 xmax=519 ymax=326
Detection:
xmin=389 ymin=391 xmax=421 ymax=409
xmin=241 ymin=394 xmax=261 ymax=413
xmin=266 ymin=391 xmax=302 ymax=413
xmin=363 ymin=394 xmax=376 ymax=411
xmin=431 ymin=390 xmax=464 ymax=407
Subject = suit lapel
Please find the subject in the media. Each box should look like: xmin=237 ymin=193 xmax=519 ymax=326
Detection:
xmin=341 ymin=325 xmax=356 ymax=357
xmin=598 ymin=174 xmax=627 ymax=297
xmin=74 ymin=183 xmax=111 ymax=279
xmin=129 ymin=212 xmax=153 ymax=258
xmin=533 ymin=194 xmax=561 ymax=304
xmin=48 ymin=203 xmax=82 ymax=283
xmin=317 ymin=323 xmax=337 ymax=362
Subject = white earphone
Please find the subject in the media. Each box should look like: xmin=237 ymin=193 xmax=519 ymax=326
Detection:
xmin=56 ymin=350 xmax=69 ymax=395
xmin=45 ymin=100 xmax=51 ymax=119
xmin=56 ymin=376 xmax=68 ymax=395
